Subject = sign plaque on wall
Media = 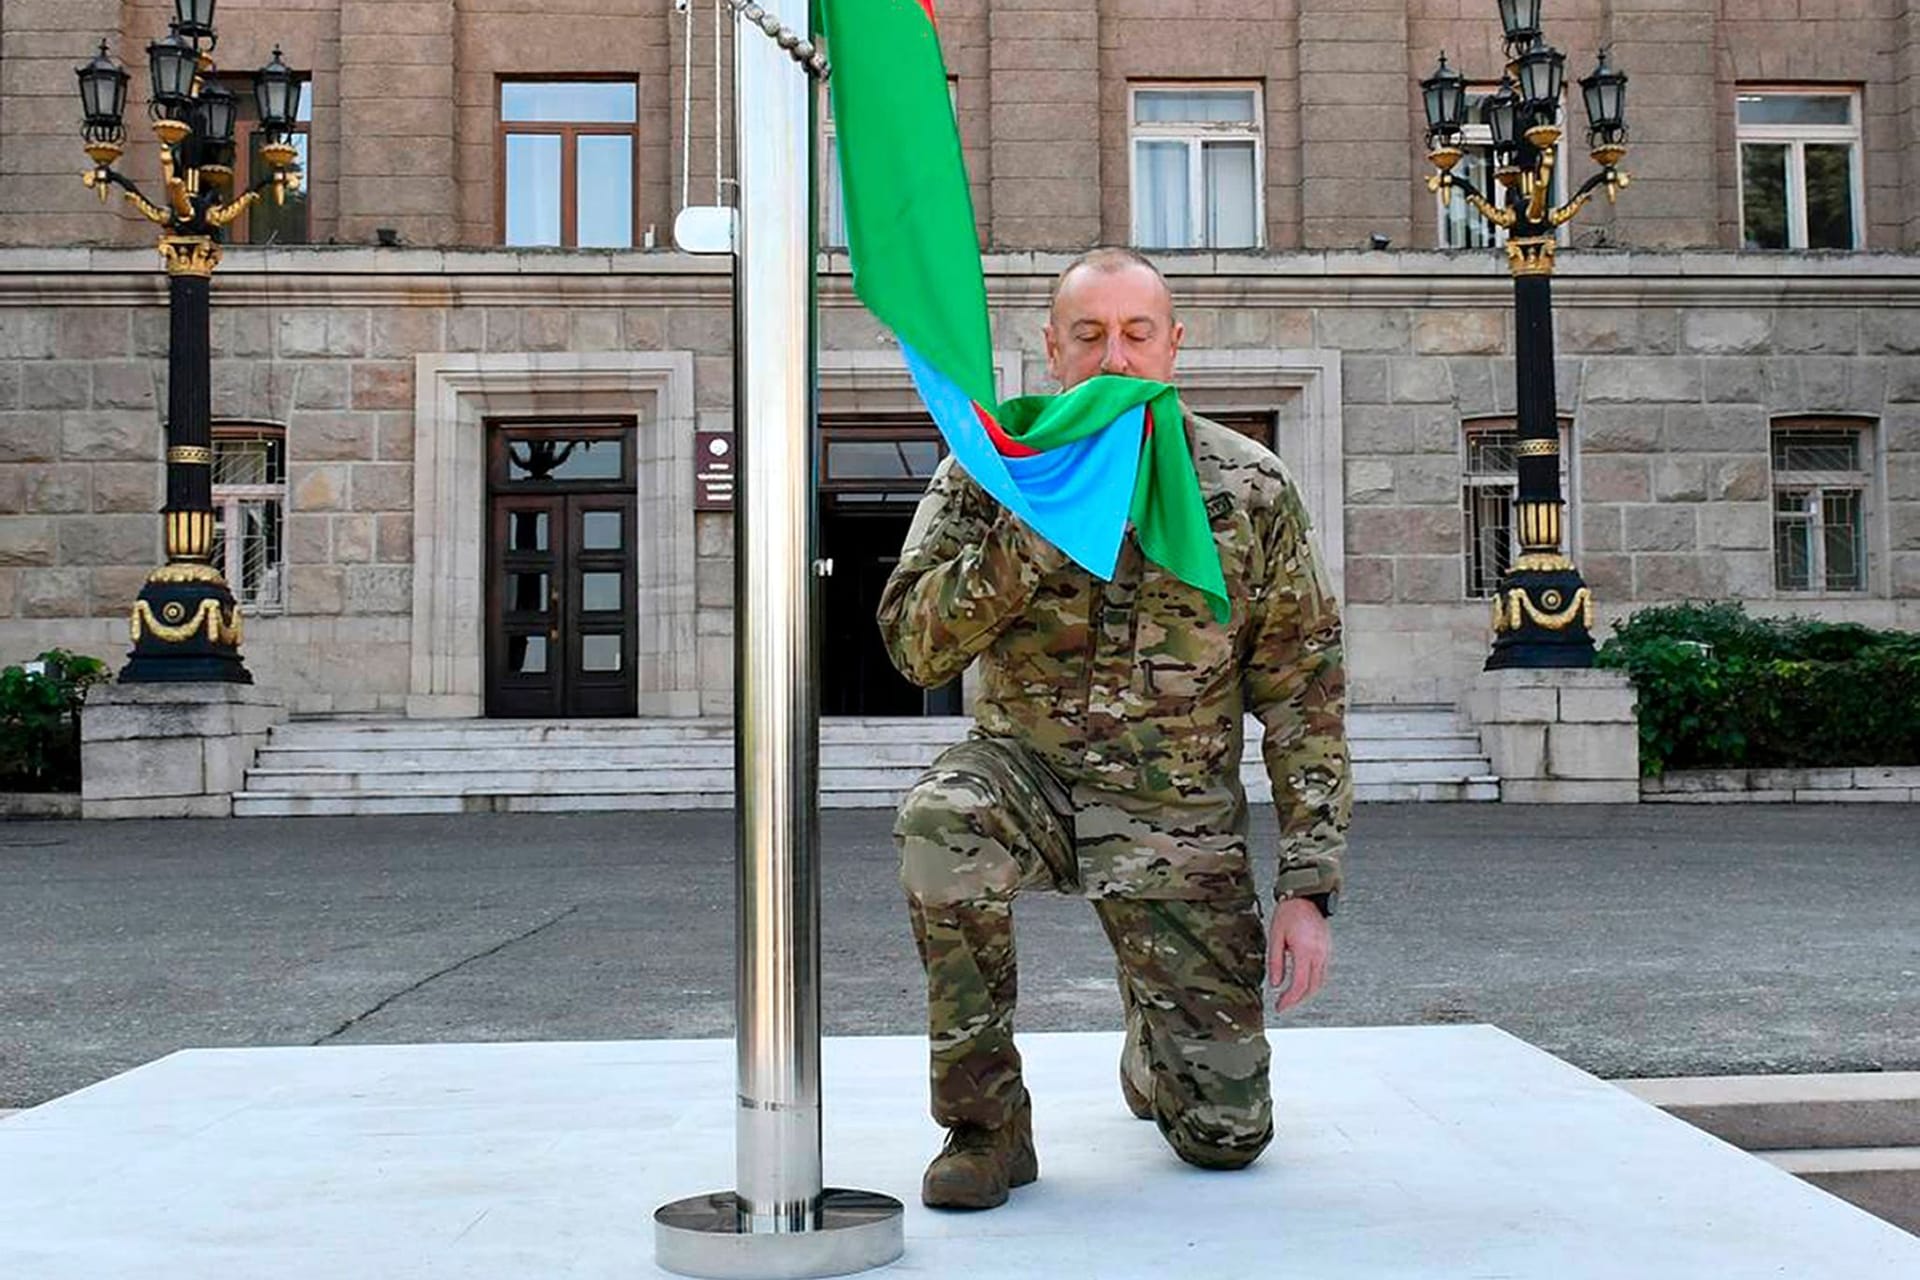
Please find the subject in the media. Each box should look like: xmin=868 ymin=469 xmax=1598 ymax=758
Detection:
xmin=694 ymin=432 xmax=736 ymax=512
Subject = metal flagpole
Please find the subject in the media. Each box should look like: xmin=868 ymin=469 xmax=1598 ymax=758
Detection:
xmin=653 ymin=0 xmax=903 ymax=1272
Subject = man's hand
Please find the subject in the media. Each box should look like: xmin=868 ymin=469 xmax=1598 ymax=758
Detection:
xmin=1268 ymin=897 xmax=1332 ymax=1014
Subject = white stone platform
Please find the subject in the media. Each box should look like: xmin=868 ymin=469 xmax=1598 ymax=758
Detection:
xmin=1 ymin=1027 xmax=1913 ymax=1278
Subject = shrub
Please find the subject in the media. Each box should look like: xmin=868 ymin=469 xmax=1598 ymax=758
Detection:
xmin=1596 ymin=604 xmax=1920 ymax=776
xmin=0 ymin=650 xmax=110 ymax=793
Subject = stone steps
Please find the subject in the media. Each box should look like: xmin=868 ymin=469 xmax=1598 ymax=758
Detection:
xmin=1619 ymin=1072 xmax=1920 ymax=1235
xmin=234 ymin=707 xmax=1499 ymax=816
xmin=248 ymin=737 xmax=1492 ymax=774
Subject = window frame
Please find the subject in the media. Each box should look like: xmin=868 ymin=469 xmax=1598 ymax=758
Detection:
xmin=209 ymin=421 xmax=288 ymax=614
xmin=1768 ymin=416 xmax=1876 ymax=597
xmin=1735 ymin=88 xmax=1864 ymax=252
xmin=226 ymin=74 xmax=312 ymax=245
xmin=496 ymin=77 xmax=640 ymax=249
xmin=817 ymin=416 xmax=947 ymax=506
xmin=1460 ymin=416 xmax=1574 ymax=601
xmin=1128 ymin=82 xmax=1266 ymax=251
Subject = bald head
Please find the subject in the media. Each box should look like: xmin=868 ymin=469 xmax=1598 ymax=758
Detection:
xmin=1047 ymin=247 xmax=1176 ymax=326
xmin=1043 ymin=247 xmax=1183 ymax=390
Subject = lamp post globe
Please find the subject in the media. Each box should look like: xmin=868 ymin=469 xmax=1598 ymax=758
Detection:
xmin=1422 ymin=52 xmax=1469 ymax=150
xmin=76 ymin=42 xmax=130 ymax=163
xmin=173 ymin=0 xmax=218 ymax=48
xmin=146 ymin=23 xmax=198 ymax=137
xmin=1580 ymin=48 xmax=1629 ymax=161
xmin=1515 ymin=38 xmax=1567 ymax=115
xmin=254 ymin=47 xmax=299 ymax=138
xmin=192 ymin=78 xmax=238 ymax=180
xmin=1497 ymin=0 xmax=1543 ymax=51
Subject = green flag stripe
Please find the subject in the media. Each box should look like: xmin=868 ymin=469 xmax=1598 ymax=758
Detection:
xmin=821 ymin=0 xmax=996 ymax=407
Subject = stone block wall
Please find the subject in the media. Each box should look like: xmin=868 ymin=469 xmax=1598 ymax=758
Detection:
xmin=6 ymin=1 xmax=1920 ymax=252
xmin=0 ymin=0 xmax=125 ymax=246
xmin=0 ymin=250 xmax=735 ymax=716
xmin=2 ymin=248 xmax=1917 ymax=716
xmin=0 ymin=304 xmax=164 ymax=631
xmin=80 ymin=681 xmax=285 ymax=818
xmin=1718 ymin=0 xmax=1911 ymax=253
xmin=1465 ymin=667 xmax=1639 ymax=804
xmin=455 ymin=0 xmax=674 ymax=248
xmin=1098 ymin=0 xmax=1301 ymax=250
xmin=989 ymin=0 xmax=1100 ymax=249
xmin=1904 ymin=4 xmax=1920 ymax=250
xmin=1298 ymin=0 xmax=1411 ymax=251
xmin=339 ymin=1 xmax=456 ymax=246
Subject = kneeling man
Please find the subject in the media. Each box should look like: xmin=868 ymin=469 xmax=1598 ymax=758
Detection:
xmin=878 ymin=247 xmax=1351 ymax=1209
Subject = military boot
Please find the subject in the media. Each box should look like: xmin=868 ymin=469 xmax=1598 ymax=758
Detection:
xmin=921 ymin=1090 xmax=1038 ymax=1210
xmin=1119 ymin=1002 xmax=1155 ymax=1120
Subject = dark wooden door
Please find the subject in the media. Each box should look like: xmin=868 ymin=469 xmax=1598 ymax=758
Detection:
xmin=485 ymin=422 xmax=638 ymax=718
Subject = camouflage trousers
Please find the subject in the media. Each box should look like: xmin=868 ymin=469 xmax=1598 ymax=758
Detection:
xmin=895 ymin=736 xmax=1272 ymax=1171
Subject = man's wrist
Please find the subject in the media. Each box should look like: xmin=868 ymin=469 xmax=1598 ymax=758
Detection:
xmin=1277 ymin=888 xmax=1339 ymax=919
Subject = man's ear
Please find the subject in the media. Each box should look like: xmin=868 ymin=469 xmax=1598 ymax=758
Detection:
xmin=1042 ymin=323 xmax=1061 ymax=383
xmin=1169 ymin=318 xmax=1185 ymax=362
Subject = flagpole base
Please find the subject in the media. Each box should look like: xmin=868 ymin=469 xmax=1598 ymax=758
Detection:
xmin=654 ymin=1188 xmax=904 ymax=1279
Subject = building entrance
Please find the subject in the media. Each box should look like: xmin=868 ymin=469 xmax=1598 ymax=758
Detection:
xmin=484 ymin=419 xmax=639 ymax=717
xmin=818 ymin=419 xmax=962 ymax=716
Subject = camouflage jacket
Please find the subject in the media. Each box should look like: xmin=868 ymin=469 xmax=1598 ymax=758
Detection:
xmin=877 ymin=413 xmax=1350 ymax=902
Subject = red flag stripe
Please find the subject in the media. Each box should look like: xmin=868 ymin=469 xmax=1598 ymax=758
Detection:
xmin=974 ymin=401 xmax=1040 ymax=458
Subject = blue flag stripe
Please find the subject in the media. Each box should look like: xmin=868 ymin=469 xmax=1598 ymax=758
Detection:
xmin=898 ymin=342 xmax=1141 ymax=579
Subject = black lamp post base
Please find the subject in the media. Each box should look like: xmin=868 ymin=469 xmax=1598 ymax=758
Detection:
xmin=1484 ymin=564 xmax=1597 ymax=671
xmin=119 ymin=566 xmax=252 ymax=685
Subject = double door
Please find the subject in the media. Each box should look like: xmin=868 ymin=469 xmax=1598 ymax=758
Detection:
xmin=485 ymin=423 xmax=638 ymax=717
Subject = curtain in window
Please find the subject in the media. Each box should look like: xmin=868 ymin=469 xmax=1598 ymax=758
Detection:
xmin=1203 ymin=140 xmax=1256 ymax=248
xmin=1136 ymin=139 xmax=1189 ymax=247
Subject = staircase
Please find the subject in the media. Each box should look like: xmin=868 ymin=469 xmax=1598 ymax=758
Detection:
xmin=232 ymin=705 xmax=1497 ymax=817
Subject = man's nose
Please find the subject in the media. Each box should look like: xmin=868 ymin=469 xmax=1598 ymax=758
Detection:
xmin=1100 ymin=336 xmax=1129 ymax=373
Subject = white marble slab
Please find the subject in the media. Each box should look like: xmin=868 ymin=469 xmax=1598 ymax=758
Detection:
xmin=1 ymin=1027 xmax=1913 ymax=1278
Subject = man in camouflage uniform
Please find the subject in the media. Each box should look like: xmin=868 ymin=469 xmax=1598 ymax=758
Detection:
xmin=878 ymin=246 xmax=1350 ymax=1210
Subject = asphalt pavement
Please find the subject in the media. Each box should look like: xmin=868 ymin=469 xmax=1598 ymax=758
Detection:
xmin=1 ymin=803 xmax=1915 ymax=1109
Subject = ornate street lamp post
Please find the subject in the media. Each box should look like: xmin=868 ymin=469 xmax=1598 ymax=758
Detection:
xmin=74 ymin=2 xmax=303 ymax=683
xmin=1421 ymin=6 xmax=1631 ymax=668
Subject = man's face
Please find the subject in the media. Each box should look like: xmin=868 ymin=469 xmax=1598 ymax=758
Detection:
xmin=1043 ymin=262 xmax=1184 ymax=391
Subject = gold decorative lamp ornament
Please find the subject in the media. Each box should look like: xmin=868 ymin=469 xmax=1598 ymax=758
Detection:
xmin=74 ymin=4 xmax=304 ymax=683
xmin=1420 ymin=9 xmax=1630 ymax=669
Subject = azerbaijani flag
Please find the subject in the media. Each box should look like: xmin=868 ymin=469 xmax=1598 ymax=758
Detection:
xmin=818 ymin=0 xmax=1230 ymax=624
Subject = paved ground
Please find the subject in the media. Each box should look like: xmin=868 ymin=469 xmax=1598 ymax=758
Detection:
xmin=1 ymin=804 xmax=1915 ymax=1109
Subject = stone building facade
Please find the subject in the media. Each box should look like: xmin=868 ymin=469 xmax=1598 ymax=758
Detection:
xmin=1 ymin=0 xmax=1917 ymax=719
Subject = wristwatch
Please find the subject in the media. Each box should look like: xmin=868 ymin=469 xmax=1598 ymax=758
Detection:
xmin=1283 ymin=890 xmax=1338 ymax=919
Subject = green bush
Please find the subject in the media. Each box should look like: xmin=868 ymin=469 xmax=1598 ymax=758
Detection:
xmin=0 ymin=650 xmax=110 ymax=793
xmin=1596 ymin=603 xmax=1920 ymax=776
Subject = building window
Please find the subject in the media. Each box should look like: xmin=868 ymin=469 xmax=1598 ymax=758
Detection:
xmin=1771 ymin=420 xmax=1872 ymax=594
xmin=228 ymin=75 xmax=311 ymax=244
xmin=818 ymin=416 xmax=946 ymax=507
xmin=1130 ymin=85 xmax=1262 ymax=250
xmin=1462 ymin=418 xmax=1572 ymax=599
xmin=500 ymin=80 xmax=638 ymax=248
xmin=210 ymin=424 xmax=286 ymax=611
xmin=1436 ymin=88 xmax=1567 ymax=250
xmin=1737 ymin=90 xmax=1861 ymax=251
